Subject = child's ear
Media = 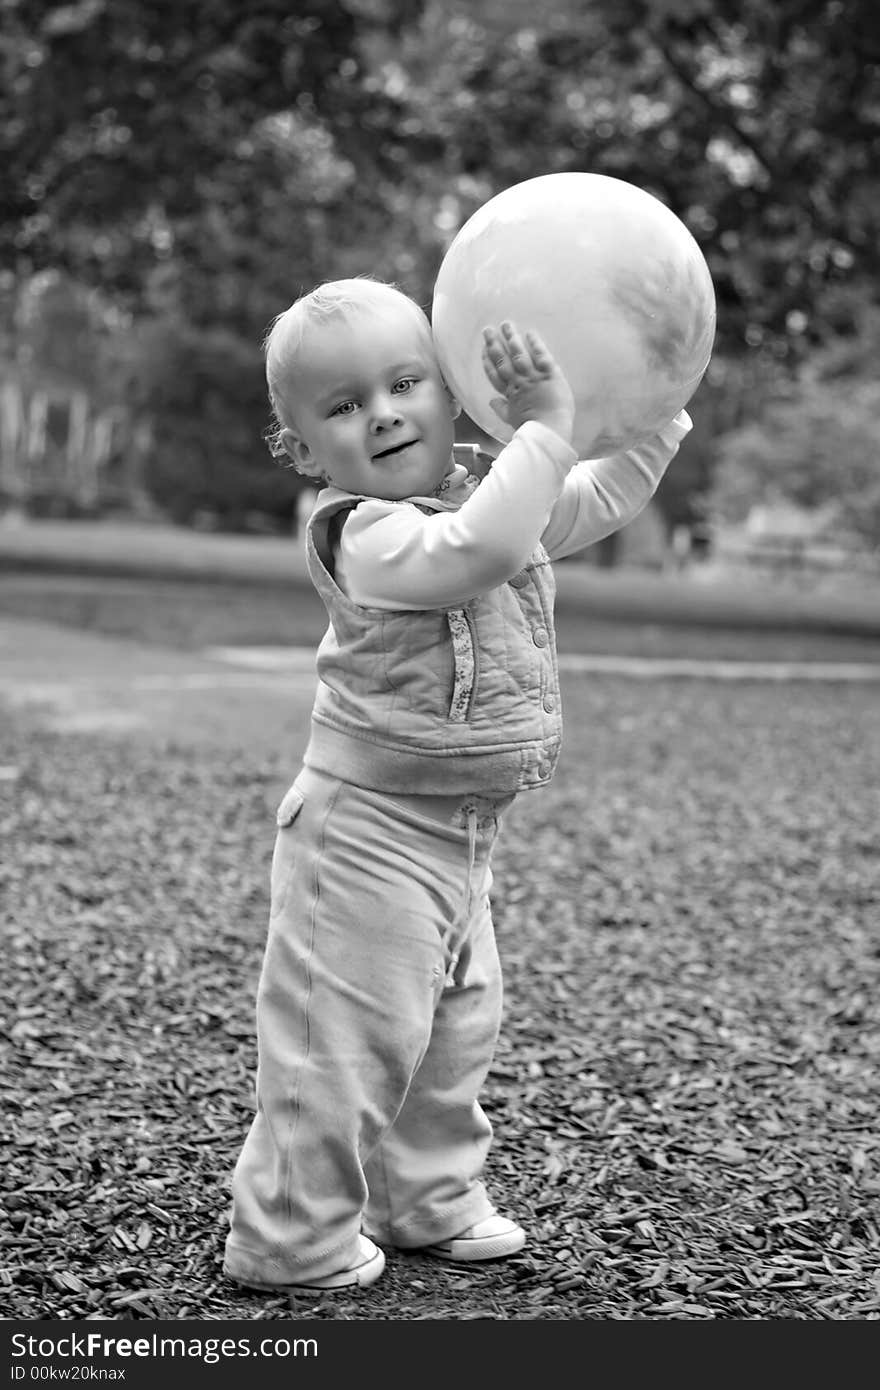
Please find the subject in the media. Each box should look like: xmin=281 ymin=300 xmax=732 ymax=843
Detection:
xmin=445 ymin=386 xmax=462 ymax=420
xmin=279 ymin=428 xmax=323 ymax=479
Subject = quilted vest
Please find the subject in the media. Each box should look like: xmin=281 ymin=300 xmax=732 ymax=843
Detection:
xmin=301 ymin=456 xmax=564 ymax=795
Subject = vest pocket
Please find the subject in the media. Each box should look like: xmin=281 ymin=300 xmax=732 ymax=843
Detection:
xmin=445 ymin=608 xmax=478 ymax=722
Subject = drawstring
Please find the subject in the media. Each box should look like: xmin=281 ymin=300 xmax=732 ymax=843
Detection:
xmin=445 ymin=805 xmax=479 ymax=988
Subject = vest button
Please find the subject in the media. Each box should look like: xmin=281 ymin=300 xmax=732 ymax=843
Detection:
xmin=537 ymin=760 xmax=552 ymax=779
xmin=509 ymin=570 xmax=529 ymax=589
xmin=542 ymin=694 xmax=556 ymax=713
xmin=532 ymin=627 xmax=549 ymax=647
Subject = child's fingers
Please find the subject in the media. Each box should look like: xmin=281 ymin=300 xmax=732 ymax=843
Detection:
xmin=481 ymin=326 xmax=515 ymax=387
xmin=499 ymin=320 xmax=531 ymax=373
xmin=490 ymin=322 xmax=557 ymax=378
xmin=483 ymin=321 xmax=557 ymax=392
xmin=523 ymin=329 xmax=555 ymax=375
xmin=481 ymin=360 xmax=507 ymax=394
xmin=480 ymin=348 xmax=504 ymax=393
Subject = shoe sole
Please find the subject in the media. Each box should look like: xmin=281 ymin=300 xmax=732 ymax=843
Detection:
xmin=422 ymin=1228 xmax=526 ymax=1262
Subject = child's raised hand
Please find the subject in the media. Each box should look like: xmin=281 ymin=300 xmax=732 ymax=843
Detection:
xmin=481 ymin=321 xmax=575 ymax=443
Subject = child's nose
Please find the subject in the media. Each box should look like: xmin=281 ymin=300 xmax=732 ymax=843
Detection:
xmin=369 ymin=393 xmax=403 ymax=431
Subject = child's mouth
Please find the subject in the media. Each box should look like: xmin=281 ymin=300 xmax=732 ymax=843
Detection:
xmin=373 ymin=439 xmax=418 ymax=460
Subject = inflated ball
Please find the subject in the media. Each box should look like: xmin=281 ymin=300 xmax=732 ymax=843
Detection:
xmin=432 ymin=172 xmax=716 ymax=454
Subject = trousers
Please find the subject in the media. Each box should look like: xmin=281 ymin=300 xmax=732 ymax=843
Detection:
xmin=223 ymin=765 xmax=514 ymax=1287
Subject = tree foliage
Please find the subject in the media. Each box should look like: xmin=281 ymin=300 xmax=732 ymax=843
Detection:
xmin=1 ymin=0 xmax=432 ymax=337
xmin=126 ymin=316 xmax=305 ymax=528
xmin=6 ymin=0 xmax=877 ymax=346
xmin=703 ymin=304 xmax=880 ymax=544
xmin=384 ymin=0 xmax=880 ymax=359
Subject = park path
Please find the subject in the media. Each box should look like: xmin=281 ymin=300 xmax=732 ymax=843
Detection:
xmin=0 ymin=616 xmax=315 ymax=750
xmin=3 ymin=615 xmax=880 ymax=762
xmin=205 ymin=643 xmax=880 ymax=683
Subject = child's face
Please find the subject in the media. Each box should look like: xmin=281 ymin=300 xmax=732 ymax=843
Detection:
xmin=279 ymin=304 xmax=460 ymax=501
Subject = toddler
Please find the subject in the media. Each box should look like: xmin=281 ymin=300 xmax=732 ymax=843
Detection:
xmin=223 ymin=276 xmax=691 ymax=1292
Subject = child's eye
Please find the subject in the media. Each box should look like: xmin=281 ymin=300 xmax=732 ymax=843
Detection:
xmin=331 ymin=400 xmax=358 ymax=416
xmin=392 ymin=377 xmax=418 ymax=394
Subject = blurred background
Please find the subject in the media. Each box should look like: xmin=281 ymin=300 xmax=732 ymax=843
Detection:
xmin=1 ymin=0 xmax=878 ymax=579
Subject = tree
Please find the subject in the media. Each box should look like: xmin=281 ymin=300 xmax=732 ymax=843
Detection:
xmin=4 ymin=1 xmax=878 ymax=531
xmin=385 ymin=0 xmax=879 ymax=360
xmin=1 ymin=0 xmax=430 ymax=337
xmin=702 ymin=304 xmax=880 ymax=546
xmin=5 ymin=0 xmax=877 ymax=350
xmin=124 ymin=313 xmax=307 ymax=529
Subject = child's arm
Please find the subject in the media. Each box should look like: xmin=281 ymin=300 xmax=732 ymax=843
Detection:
xmin=539 ymin=411 xmax=693 ymax=560
xmin=337 ymin=323 xmax=581 ymax=609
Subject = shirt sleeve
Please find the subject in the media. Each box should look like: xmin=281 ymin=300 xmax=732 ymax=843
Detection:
xmin=336 ymin=420 xmax=579 ymax=609
xmin=540 ymin=410 xmax=693 ymax=559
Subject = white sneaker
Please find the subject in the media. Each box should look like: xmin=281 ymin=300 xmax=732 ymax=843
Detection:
xmin=231 ymin=1235 xmax=385 ymax=1292
xmin=422 ymin=1215 xmax=526 ymax=1262
xmin=290 ymin=1235 xmax=385 ymax=1290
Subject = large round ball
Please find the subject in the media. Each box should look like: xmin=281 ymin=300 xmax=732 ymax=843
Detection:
xmin=432 ymin=172 xmax=716 ymax=455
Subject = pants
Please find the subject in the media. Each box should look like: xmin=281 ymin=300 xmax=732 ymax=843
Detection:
xmin=223 ymin=766 xmax=513 ymax=1287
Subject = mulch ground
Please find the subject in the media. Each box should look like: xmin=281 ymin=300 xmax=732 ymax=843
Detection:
xmin=2 ymin=674 xmax=879 ymax=1320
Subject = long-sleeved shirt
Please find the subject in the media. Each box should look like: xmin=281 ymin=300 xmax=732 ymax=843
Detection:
xmin=334 ymin=411 xmax=692 ymax=610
